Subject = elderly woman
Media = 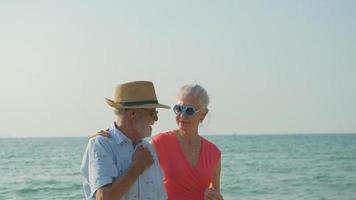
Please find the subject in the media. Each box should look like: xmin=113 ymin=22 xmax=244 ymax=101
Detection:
xmin=151 ymin=84 xmax=223 ymax=200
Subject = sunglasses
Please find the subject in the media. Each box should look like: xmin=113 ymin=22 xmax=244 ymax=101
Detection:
xmin=173 ymin=104 xmax=200 ymax=116
xmin=142 ymin=109 xmax=158 ymax=118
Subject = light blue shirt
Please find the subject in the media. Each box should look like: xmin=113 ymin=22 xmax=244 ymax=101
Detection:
xmin=80 ymin=123 xmax=167 ymax=200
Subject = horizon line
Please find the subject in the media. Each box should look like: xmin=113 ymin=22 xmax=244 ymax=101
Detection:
xmin=1 ymin=132 xmax=356 ymax=139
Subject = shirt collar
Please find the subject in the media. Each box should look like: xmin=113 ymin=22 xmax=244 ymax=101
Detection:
xmin=109 ymin=122 xmax=132 ymax=145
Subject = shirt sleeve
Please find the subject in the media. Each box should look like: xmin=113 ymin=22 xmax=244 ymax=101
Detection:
xmin=87 ymin=137 xmax=118 ymax=198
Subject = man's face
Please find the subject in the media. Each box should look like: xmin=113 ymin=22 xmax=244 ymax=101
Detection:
xmin=132 ymin=108 xmax=158 ymax=138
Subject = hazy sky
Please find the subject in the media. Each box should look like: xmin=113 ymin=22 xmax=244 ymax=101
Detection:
xmin=1 ymin=0 xmax=355 ymax=137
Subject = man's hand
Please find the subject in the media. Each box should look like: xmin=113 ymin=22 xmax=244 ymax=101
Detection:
xmin=94 ymin=145 xmax=154 ymax=200
xmin=132 ymin=146 xmax=154 ymax=174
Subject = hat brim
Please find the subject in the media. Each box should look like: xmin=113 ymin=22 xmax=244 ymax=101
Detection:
xmin=105 ymin=98 xmax=170 ymax=109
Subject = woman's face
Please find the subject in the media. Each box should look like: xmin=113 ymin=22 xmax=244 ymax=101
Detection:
xmin=175 ymin=95 xmax=207 ymax=132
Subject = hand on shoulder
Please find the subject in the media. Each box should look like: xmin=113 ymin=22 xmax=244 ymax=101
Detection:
xmin=90 ymin=128 xmax=110 ymax=139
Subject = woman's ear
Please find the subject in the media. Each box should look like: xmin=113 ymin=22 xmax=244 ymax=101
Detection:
xmin=200 ymin=109 xmax=208 ymax=121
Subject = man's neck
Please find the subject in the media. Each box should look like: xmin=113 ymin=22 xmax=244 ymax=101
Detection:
xmin=114 ymin=121 xmax=141 ymax=144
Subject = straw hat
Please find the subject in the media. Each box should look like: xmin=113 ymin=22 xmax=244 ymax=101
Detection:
xmin=105 ymin=81 xmax=170 ymax=109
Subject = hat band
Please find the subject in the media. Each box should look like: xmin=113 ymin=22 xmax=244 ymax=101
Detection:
xmin=120 ymin=100 xmax=158 ymax=106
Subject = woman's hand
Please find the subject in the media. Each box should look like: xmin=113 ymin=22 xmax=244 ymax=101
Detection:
xmin=204 ymin=186 xmax=223 ymax=200
xmin=90 ymin=129 xmax=110 ymax=138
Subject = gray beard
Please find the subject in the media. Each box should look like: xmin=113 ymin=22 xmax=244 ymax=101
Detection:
xmin=134 ymin=122 xmax=151 ymax=138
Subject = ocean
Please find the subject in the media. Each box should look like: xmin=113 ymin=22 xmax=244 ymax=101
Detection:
xmin=1 ymin=134 xmax=355 ymax=200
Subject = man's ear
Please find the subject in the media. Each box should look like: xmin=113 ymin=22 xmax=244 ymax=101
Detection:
xmin=126 ymin=109 xmax=136 ymax=119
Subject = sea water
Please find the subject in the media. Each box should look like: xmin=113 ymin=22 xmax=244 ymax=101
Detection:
xmin=1 ymin=134 xmax=355 ymax=200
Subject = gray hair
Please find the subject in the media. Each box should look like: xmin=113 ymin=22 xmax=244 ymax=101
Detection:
xmin=177 ymin=84 xmax=210 ymax=109
xmin=114 ymin=108 xmax=126 ymax=116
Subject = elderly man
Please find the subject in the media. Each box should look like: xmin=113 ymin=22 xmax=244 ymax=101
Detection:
xmin=80 ymin=81 xmax=169 ymax=200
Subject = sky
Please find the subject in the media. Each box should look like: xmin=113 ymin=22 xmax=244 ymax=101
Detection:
xmin=0 ymin=0 xmax=355 ymax=137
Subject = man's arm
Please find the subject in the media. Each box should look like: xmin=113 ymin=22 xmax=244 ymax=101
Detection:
xmin=95 ymin=146 xmax=154 ymax=200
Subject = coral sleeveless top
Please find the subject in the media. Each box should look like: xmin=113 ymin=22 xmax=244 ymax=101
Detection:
xmin=152 ymin=131 xmax=221 ymax=200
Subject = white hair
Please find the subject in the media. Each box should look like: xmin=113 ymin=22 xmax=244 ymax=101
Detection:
xmin=177 ymin=84 xmax=210 ymax=108
xmin=114 ymin=108 xmax=126 ymax=116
